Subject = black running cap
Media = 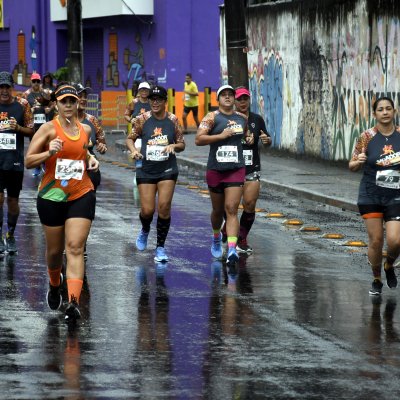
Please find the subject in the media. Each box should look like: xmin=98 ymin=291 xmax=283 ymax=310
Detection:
xmin=149 ymin=86 xmax=167 ymax=100
xmin=0 ymin=72 xmax=14 ymax=87
xmin=54 ymin=85 xmax=79 ymax=101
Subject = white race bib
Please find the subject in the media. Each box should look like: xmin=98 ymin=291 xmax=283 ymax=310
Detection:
xmin=146 ymin=145 xmax=169 ymax=161
xmin=243 ymin=149 xmax=253 ymax=166
xmin=0 ymin=132 xmax=16 ymax=150
xmin=376 ymin=169 xmax=400 ymax=189
xmin=55 ymin=158 xmax=85 ymax=180
xmin=34 ymin=114 xmax=46 ymax=124
xmin=184 ymin=94 xmax=190 ymax=101
xmin=216 ymin=146 xmax=238 ymax=163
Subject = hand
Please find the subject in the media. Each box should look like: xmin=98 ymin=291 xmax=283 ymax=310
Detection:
xmin=9 ymin=117 xmax=19 ymax=132
xmin=163 ymin=144 xmax=176 ymax=155
xmin=87 ymin=155 xmax=99 ymax=171
xmin=48 ymin=137 xmax=64 ymax=155
xmin=129 ymin=150 xmax=143 ymax=160
xmin=357 ymin=147 xmax=367 ymax=164
xmin=245 ymin=132 xmax=254 ymax=145
xmin=221 ymin=128 xmax=234 ymax=139
xmin=260 ymin=130 xmax=272 ymax=145
xmin=96 ymin=142 xmax=107 ymax=154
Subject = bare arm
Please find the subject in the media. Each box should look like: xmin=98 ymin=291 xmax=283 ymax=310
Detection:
xmin=349 ymin=146 xmax=367 ymax=172
xmin=25 ymin=123 xmax=59 ymax=168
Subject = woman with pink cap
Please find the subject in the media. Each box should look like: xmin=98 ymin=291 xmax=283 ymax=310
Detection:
xmin=233 ymin=87 xmax=271 ymax=254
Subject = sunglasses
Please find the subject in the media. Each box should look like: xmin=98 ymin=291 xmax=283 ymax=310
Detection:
xmin=32 ymin=80 xmax=40 ymax=83
xmin=149 ymin=97 xmax=165 ymax=103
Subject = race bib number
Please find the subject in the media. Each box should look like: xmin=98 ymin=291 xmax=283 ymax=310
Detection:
xmin=376 ymin=169 xmax=400 ymax=189
xmin=0 ymin=132 xmax=16 ymax=150
xmin=184 ymin=94 xmax=190 ymax=101
xmin=216 ymin=146 xmax=238 ymax=163
xmin=243 ymin=149 xmax=253 ymax=166
xmin=146 ymin=145 xmax=169 ymax=161
xmin=34 ymin=113 xmax=46 ymax=124
xmin=55 ymin=158 xmax=84 ymax=181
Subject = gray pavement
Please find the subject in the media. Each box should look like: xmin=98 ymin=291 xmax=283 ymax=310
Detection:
xmin=113 ymin=131 xmax=361 ymax=213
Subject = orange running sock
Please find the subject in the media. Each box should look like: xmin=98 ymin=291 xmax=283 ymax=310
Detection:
xmin=67 ymin=278 xmax=83 ymax=304
xmin=48 ymin=267 xmax=62 ymax=287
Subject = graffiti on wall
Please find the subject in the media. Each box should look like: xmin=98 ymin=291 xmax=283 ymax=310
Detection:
xmin=327 ymin=16 xmax=400 ymax=160
xmin=246 ymin=2 xmax=400 ymax=161
xmin=297 ymin=36 xmax=332 ymax=159
xmin=248 ymin=50 xmax=283 ymax=147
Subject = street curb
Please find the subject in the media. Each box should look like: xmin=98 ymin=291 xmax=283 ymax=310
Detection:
xmin=115 ymin=139 xmax=358 ymax=213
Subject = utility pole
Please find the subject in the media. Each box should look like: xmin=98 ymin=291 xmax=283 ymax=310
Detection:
xmin=224 ymin=0 xmax=248 ymax=88
xmin=67 ymin=0 xmax=83 ymax=83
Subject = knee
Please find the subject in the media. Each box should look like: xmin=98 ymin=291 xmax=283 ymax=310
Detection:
xmin=225 ymin=204 xmax=238 ymax=217
xmin=7 ymin=198 xmax=19 ymax=213
xmin=369 ymin=236 xmax=384 ymax=251
xmin=141 ymin=207 xmax=155 ymax=219
xmin=158 ymin=203 xmax=171 ymax=219
xmin=66 ymin=240 xmax=84 ymax=257
xmin=243 ymin=199 xmax=256 ymax=212
xmin=386 ymin=235 xmax=400 ymax=250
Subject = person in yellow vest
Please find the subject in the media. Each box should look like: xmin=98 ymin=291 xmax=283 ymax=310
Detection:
xmin=182 ymin=73 xmax=200 ymax=133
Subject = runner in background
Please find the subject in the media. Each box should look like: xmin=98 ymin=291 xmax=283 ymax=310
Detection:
xmin=74 ymin=82 xmax=107 ymax=190
xmin=0 ymin=72 xmax=34 ymax=255
xmin=349 ymin=96 xmax=399 ymax=296
xmin=182 ymin=73 xmax=200 ymax=133
xmin=195 ymin=85 xmax=251 ymax=266
xmin=74 ymin=82 xmax=107 ymax=265
xmin=124 ymin=81 xmax=151 ymax=123
xmin=22 ymin=72 xmax=49 ymax=176
xmin=232 ymin=87 xmax=271 ymax=254
xmin=42 ymin=72 xmax=57 ymax=123
xmin=126 ymin=85 xmax=185 ymax=262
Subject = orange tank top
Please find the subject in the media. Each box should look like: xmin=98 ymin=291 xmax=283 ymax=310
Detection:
xmin=38 ymin=118 xmax=94 ymax=202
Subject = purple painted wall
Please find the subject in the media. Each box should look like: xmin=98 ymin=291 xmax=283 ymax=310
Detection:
xmin=2 ymin=0 xmax=221 ymax=93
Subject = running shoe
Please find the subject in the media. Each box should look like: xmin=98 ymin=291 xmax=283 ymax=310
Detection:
xmin=46 ymin=273 xmax=64 ymax=310
xmin=65 ymin=299 xmax=81 ymax=323
xmin=369 ymin=279 xmax=383 ymax=295
xmin=384 ymin=264 xmax=398 ymax=289
xmin=0 ymin=236 xmax=5 ymax=255
xmin=211 ymin=233 xmax=223 ymax=259
xmin=236 ymin=238 xmax=253 ymax=254
xmin=5 ymin=233 xmax=17 ymax=254
xmin=154 ymin=246 xmax=169 ymax=262
xmin=136 ymin=230 xmax=149 ymax=251
xmin=227 ymin=247 xmax=239 ymax=265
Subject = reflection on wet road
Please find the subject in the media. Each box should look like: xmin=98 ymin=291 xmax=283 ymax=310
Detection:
xmin=0 ymin=149 xmax=400 ymax=399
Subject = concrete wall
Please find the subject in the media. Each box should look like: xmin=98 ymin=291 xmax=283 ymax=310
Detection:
xmin=246 ymin=0 xmax=400 ymax=161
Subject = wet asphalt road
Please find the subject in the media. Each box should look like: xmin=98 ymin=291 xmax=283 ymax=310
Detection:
xmin=0 ymin=140 xmax=400 ymax=399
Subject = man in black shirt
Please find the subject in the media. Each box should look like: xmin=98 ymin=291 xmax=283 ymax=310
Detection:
xmin=0 ymin=72 xmax=34 ymax=254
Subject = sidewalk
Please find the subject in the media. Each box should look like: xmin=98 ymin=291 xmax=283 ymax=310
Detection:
xmin=110 ymin=132 xmax=361 ymax=213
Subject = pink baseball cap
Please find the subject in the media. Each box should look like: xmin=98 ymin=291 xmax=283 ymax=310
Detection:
xmin=235 ymin=87 xmax=250 ymax=99
xmin=31 ymin=72 xmax=41 ymax=81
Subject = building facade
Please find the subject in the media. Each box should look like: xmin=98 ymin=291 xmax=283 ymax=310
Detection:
xmin=0 ymin=0 xmax=222 ymax=125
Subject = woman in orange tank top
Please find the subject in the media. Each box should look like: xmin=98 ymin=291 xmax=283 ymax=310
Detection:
xmin=25 ymin=83 xmax=99 ymax=325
